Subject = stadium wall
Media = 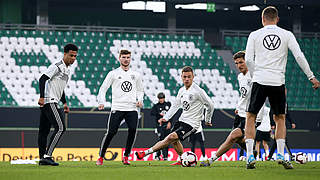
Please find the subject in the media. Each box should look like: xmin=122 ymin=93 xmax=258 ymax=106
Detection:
xmin=1 ymin=129 xmax=320 ymax=149
xmin=0 ymin=107 xmax=319 ymax=130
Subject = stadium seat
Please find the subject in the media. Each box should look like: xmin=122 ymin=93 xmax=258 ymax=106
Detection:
xmin=0 ymin=29 xmax=317 ymax=109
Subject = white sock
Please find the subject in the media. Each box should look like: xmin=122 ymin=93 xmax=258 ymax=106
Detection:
xmin=178 ymin=155 xmax=181 ymax=161
xmin=144 ymin=148 xmax=154 ymax=156
xmin=245 ymin=139 xmax=254 ymax=159
xmin=276 ymin=139 xmax=285 ymax=156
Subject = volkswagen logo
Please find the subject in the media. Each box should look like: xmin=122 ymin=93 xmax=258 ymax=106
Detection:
xmin=121 ymin=81 xmax=132 ymax=92
xmin=263 ymin=34 xmax=281 ymax=50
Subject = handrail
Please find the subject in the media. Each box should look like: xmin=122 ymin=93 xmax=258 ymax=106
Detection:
xmin=0 ymin=23 xmax=203 ymax=36
xmin=221 ymin=29 xmax=320 ymax=38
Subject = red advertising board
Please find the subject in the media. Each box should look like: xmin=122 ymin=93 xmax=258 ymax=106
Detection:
xmin=126 ymin=148 xmax=238 ymax=161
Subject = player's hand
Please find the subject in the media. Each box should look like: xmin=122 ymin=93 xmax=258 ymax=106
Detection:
xmin=158 ymin=118 xmax=166 ymax=126
xmin=270 ymin=131 xmax=275 ymax=139
xmin=166 ymin=122 xmax=171 ymax=130
xmin=292 ymin=123 xmax=296 ymax=129
xmin=205 ymin=122 xmax=212 ymax=127
xmin=310 ymin=78 xmax=320 ymax=90
xmin=38 ymin=98 xmax=44 ymax=107
xmin=63 ymin=103 xmax=70 ymax=113
xmin=234 ymin=110 xmax=238 ymax=114
xmin=136 ymin=101 xmax=143 ymax=108
xmin=98 ymin=104 xmax=104 ymax=110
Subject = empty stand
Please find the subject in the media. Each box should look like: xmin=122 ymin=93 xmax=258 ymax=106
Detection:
xmin=0 ymin=28 xmax=318 ymax=110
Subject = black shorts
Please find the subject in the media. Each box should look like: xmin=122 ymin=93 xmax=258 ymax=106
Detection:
xmin=255 ymin=130 xmax=271 ymax=142
xmin=189 ymin=131 xmax=205 ymax=143
xmin=247 ymin=82 xmax=286 ymax=115
xmin=233 ymin=115 xmax=246 ymax=134
xmin=171 ymin=121 xmax=197 ymax=141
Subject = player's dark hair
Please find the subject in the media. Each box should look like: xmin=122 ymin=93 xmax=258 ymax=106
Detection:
xmin=262 ymin=6 xmax=278 ymax=21
xmin=182 ymin=66 xmax=193 ymax=74
xmin=119 ymin=49 xmax=131 ymax=57
xmin=233 ymin=51 xmax=246 ymax=60
xmin=64 ymin=43 xmax=78 ymax=53
xmin=157 ymin=92 xmax=165 ymax=99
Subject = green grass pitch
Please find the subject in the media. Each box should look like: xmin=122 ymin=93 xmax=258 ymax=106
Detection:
xmin=1 ymin=161 xmax=320 ymax=180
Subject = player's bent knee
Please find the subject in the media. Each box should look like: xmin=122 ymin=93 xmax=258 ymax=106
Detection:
xmin=230 ymin=129 xmax=243 ymax=140
xmin=167 ymin=133 xmax=179 ymax=142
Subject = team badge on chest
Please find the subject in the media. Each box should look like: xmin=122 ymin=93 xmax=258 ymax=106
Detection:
xmin=189 ymin=94 xmax=193 ymax=101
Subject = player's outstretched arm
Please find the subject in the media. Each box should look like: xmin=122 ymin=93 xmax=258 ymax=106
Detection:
xmin=288 ymin=32 xmax=316 ymax=82
xmin=162 ymin=89 xmax=182 ymax=122
xmin=198 ymin=88 xmax=214 ymax=125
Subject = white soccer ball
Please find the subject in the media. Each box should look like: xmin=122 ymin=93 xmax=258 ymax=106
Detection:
xmin=295 ymin=152 xmax=308 ymax=164
xmin=181 ymin=151 xmax=198 ymax=167
xmin=239 ymin=156 xmax=246 ymax=161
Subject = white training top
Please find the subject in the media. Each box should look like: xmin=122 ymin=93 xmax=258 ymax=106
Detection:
xmin=245 ymin=25 xmax=315 ymax=86
xmin=236 ymin=72 xmax=252 ymax=118
xmin=257 ymin=107 xmax=271 ymax=132
xmin=97 ymin=67 xmax=144 ymax=111
xmin=236 ymin=71 xmax=265 ymax=120
xmin=163 ymin=83 xmax=214 ymax=131
xmin=43 ymin=60 xmax=70 ymax=104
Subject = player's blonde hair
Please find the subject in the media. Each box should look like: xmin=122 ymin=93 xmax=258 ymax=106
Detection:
xmin=262 ymin=6 xmax=278 ymax=21
xmin=119 ymin=49 xmax=131 ymax=57
xmin=233 ymin=51 xmax=245 ymax=60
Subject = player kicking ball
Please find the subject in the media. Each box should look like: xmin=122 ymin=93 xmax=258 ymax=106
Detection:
xmin=135 ymin=66 xmax=214 ymax=164
xmin=200 ymin=51 xmax=264 ymax=168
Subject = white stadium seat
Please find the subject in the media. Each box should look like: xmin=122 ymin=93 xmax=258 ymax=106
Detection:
xmin=9 ymin=37 xmax=18 ymax=45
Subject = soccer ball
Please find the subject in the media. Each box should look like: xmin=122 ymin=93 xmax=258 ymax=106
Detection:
xmin=239 ymin=156 xmax=246 ymax=161
xmin=181 ymin=151 xmax=198 ymax=167
xmin=295 ymin=152 xmax=308 ymax=164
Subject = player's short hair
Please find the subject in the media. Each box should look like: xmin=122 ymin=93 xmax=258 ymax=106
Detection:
xmin=262 ymin=6 xmax=278 ymax=21
xmin=119 ymin=49 xmax=131 ymax=57
xmin=64 ymin=43 xmax=78 ymax=53
xmin=233 ymin=51 xmax=246 ymax=60
xmin=157 ymin=92 xmax=165 ymax=99
xmin=181 ymin=66 xmax=193 ymax=74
